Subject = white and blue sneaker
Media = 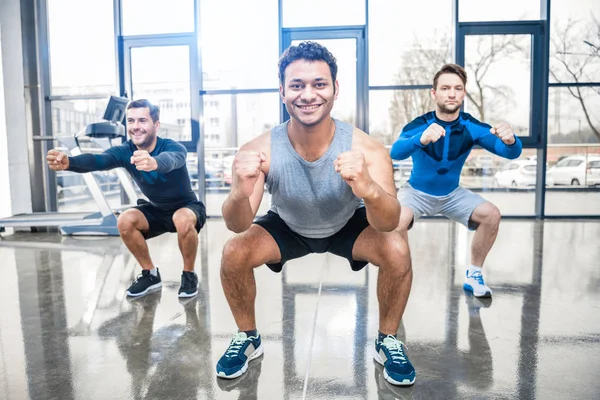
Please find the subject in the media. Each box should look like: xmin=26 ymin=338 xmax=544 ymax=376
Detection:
xmin=374 ymin=335 xmax=416 ymax=386
xmin=463 ymin=269 xmax=492 ymax=298
xmin=216 ymin=332 xmax=263 ymax=379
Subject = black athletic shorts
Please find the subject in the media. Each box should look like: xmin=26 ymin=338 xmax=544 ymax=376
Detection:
xmin=253 ymin=207 xmax=370 ymax=273
xmin=134 ymin=199 xmax=206 ymax=239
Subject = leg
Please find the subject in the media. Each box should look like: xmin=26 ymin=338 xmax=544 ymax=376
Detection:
xmin=172 ymin=207 xmax=199 ymax=272
xmin=220 ymin=225 xmax=281 ymax=331
xmin=117 ymin=209 xmax=154 ymax=270
xmin=353 ymin=228 xmax=412 ymax=335
xmin=469 ymin=202 xmax=501 ymax=268
xmin=352 ymin=227 xmax=415 ymax=386
xmin=396 ymin=206 xmax=415 ymax=242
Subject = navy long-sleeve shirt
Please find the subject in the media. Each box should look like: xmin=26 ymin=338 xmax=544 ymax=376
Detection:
xmin=67 ymin=137 xmax=197 ymax=209
xmin=390 ymin=111 xmax=523 ymax=196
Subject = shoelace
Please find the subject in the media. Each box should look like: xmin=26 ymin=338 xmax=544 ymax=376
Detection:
xmin=133 ymin=270 xmax=152 ymax=285
xmin=468 ymin=271 xmax=485 ymax=285
xmin=383 ymin=335 xmax=408 ymax=364
xmin=225 ymin=332 xmax=252 ymax=358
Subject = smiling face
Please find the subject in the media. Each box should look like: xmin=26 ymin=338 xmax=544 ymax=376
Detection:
xmin=431 ymin=72 xmax=466 ymax=115
xmin=280 ymin=59 xmax=338 ymax=128
xmin=126 ymin=106 xmax=159 ymax=149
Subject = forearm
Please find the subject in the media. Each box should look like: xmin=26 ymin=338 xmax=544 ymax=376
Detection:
xmin=67 ymin=153 xmax=120 ymax=173
xmin=154 ymin=151 xmax=186 ymax=173
xmin=390 ymin=134 xmax=423 ymax=160
xmin=362 ymin=184 xmax=401 ymax=232
xmin=496 ymin=137 xmax=523 ymax=159
xmin=222 ymin=194 xmax=256 ymax=233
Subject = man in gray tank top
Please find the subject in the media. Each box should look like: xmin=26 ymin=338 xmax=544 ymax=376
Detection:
xmin=215 ymin=41 xmax=415 ymax=386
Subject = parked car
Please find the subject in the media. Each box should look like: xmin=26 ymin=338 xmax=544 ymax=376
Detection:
xmin=587 ymin=160 xmax=600 ymax=186
xmin=547 ymin=154 xmax=600 ymax=186
xmin=464 ymin=155 xmax=495 ymax=176
xmin=494 ymin=160 xmax=554 ymax=188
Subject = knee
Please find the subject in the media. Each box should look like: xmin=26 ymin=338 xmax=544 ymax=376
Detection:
xmin=172 ymin=212 xmax=195 ymax=234
xmin=483 ymin=205 xmax=501 ymax=228
xmin=376 ymin=233 xmax=412 ymax=276
xmin=117 ymin=212 xmax=138 ymax=236
xmin=221 ymin=236 xmax=252 ymax=272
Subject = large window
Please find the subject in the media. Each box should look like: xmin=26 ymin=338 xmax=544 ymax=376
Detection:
xmin=200 ymin=0 xmax=279 ymax=90
xmin=282 ymin=0 xmax=365 ymax=27
xmin=547 ymin=0 xmax=600 ymax=216
xmin=122 ymin=0 xmax=194 ymax=36
xmin=47 ymin=0 xmax=116 ymax=95
xmin=368 ymin=0 xmax=452 ymax=86
xmin=459 ymin=0 xmax=540 ymax=22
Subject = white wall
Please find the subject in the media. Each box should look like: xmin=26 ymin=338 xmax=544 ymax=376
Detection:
xmin=0 ymin=0 xmax=33 ymax=219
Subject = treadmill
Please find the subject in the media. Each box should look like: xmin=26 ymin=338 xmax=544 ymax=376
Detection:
xmin=0 ymin=96 xmax=138 ymax=236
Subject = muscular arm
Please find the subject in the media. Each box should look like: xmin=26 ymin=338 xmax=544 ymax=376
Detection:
xmin=222 ymin=133 xmax=270 ymax=232
xmin=356 ymin=134 xmax=401 ymax=232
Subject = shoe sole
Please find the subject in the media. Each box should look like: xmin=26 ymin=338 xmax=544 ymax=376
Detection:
xmin=216 ymin=344 xmax=264 ymax=379
xmin=373 ymin=352 xmax=416 ymax=386
xmin=126 ymin=282 xmax=162 ymax=297
xmin=178 ymin=289 xmax=198 ymax=298
xmin=463 ymin=283 xmax=492 ymax=298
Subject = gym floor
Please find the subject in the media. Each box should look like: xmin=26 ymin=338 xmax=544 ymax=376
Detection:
xmin=0 ymin=218 xmax=599 ymax=399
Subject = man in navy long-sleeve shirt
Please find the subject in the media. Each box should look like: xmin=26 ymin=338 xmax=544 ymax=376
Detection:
xmin=46 ymin=99 xmax=206 ymax=298
xmin=390 ymin=64 xmax=522 ymax=299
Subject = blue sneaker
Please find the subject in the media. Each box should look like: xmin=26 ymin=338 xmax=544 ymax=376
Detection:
xmin=216 ymin=332 xmax=263 ymax=379
xmin=463 ymin=270 xmax=492 ymax=298
xmin=374 ymin=335 xmax=415 ymax=386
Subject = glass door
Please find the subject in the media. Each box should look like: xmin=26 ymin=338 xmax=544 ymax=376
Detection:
xmin=123 ymin=36 xmax=200 ymax=152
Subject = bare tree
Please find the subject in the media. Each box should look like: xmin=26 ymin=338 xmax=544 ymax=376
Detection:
xmin=551 ymin=16 xmax=600 ymax=140
xmin=464 ymin=35 xmax=525 ymax=121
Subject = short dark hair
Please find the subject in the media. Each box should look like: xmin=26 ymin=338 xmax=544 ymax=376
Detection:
xmin=127 ymin=99 xmax=160 ymax=123
xmin=433 ymin=64 xmax=467 ymax=90
xmin=278 ymin=41 xmax=338 ymax=86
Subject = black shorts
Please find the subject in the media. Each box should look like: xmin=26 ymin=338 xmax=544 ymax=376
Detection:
xmin=253 ymin=207 xmax=370 ymax=273
xmin=134 ymin=199 xmax=206 ymax=239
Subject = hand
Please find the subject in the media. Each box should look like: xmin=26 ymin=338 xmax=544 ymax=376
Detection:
xmin=46 ymin=149 xmax=70 ymax=171
xmin=334 ymin=150 xmax=376 ymax=199
xmin=420 ymin=123 xmax=446 ymax=145
xmin=130 ymin=150 xmax=158 ymax=172
xmin=231 ymin=151 xmax=266 ymax=199
xmin=490 ymin=122 xmax=515 ymax=145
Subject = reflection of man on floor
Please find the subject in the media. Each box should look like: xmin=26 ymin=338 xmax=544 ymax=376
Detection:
xmin=374 ymin=295 xmax=493 ymax=397
xmin=97 ymin=295 xmax=212 ymax=399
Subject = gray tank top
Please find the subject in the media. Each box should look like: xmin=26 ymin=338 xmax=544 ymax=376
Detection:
xmin=266 ymin=118 xmax=362 ymax=238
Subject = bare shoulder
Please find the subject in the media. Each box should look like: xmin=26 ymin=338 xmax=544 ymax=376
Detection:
xmin=239 ymin=130 xmax=271 ymax=154
xmin=351 ymin=127 xmax=390 ymax=162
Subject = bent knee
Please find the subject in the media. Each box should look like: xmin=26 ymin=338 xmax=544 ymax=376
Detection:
xmin=172 ymin=212 xmax=196 ymax=233
xmin=117 ymin=211 xmax=141 ymax=233
xmin=221 ymin=235 xmax=253 ymax=270
xmin=481 ymin=204 xmax=501 ymax=226
xmin=374 ymin=233 xmax=411 ymax=273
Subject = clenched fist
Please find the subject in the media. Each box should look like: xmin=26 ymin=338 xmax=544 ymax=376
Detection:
xmin=46 ymin=149 xmax=70 ymax=171
xmin=490 ymin=122 xmax=515 ymax=145
xmin=130 ymin=150 xmax=158 ymax=172
xmin=231 ymin=151 xmax=266 ymax=199
xmin=334 ymin=150 xmax=376 ymax=199
xmin=420 ymin=123 xmax=446 ymax=145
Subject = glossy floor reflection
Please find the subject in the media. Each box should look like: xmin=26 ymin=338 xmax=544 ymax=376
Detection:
xmin=1 ymin=219 xmax=600 ymax=399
